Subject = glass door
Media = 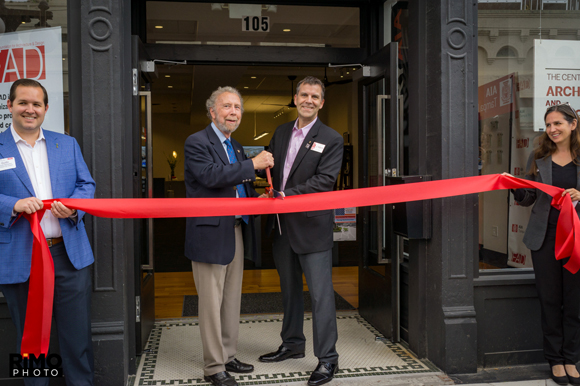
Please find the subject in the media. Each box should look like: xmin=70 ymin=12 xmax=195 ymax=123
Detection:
xmin=358 ymin=42 xmax=399 ymax=340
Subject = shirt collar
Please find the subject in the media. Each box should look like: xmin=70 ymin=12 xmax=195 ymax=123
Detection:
xmin=293 ymin=117 xmax=317 ymax=134
xmin=211 ymin=122 xmax=228 ymax=145
xmin=10 ymin=124 xmax=45 ymax=145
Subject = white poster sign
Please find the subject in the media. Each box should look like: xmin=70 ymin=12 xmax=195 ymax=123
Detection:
xmin=0 ymin=27 xmax=64 ymax=134
xmin=534 ymin=40 xmax=580 ymax=132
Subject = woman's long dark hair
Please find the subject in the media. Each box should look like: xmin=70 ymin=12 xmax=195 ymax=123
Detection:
xmin=528 ymin=104 xmax=580 ymax=176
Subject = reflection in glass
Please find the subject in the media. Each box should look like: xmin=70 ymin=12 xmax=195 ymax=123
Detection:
xmin=477 ymin=3 xmax=579 ymax=270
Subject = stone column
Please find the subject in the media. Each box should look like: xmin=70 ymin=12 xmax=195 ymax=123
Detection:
xmin=407 ymin=0 xmax=479 ymax=374
xmin=68 ymin=0 xmax=135 ymax=384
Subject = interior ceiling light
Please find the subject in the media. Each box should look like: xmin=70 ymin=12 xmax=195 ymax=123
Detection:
xmin=155 ymin=25 xmax=163 ymax=29
xmin=211 ymin=3 xmax=225 ymax=11
xmin=252 ymin=112 xmax=269 ymax=140
xmin=168 ymin=86 xmax=173 ymax=88
xmin=165 ymin=75 xmax=170 ymax=78
xmin=253 ymin=132 xmax=268 ymax=140
xmin=283 ymin=29 xmax=291 ymax=32
xmin=244 ymin=86 xmax=249 ymax=89
xmin=251 ymin=76 xmax=256 ymax=79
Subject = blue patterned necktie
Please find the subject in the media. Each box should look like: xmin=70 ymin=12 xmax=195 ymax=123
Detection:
xmin=225 ymin=139 xmax=249 ymax=224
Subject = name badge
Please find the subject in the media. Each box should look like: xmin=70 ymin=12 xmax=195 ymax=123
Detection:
xmin=311 ymin=142 xmax=325 ymax=153
xmin=0 ymin=157 xmax=16 ymax=171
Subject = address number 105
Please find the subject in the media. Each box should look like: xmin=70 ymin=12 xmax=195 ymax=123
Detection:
xmin=242 ymin=16 xmax=269 ymax=32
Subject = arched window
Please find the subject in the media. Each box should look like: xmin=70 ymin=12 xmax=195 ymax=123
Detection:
xmin=496 ymin=45 xmax=517 ymax=57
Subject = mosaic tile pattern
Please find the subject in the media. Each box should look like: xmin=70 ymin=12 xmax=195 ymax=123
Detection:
xmin=135 ymin=312 xmax=438 ymax=386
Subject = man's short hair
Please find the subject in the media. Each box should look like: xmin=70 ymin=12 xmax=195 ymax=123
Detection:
xmin=206 ymin=86 xmax=244 ymax=119
xmin=296 ymin=76 xmax=325 ymax=100
xmin=9 ymin=79 xmax=48 ymax=106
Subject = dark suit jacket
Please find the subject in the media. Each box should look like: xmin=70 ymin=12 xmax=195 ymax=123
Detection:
xmin=184 ymin=124 xmax=258 ymax=265
xmin=514 ymin=153 xmax=580 ymax=251
xmin=267 ymin=119 xmax=343 ymax=254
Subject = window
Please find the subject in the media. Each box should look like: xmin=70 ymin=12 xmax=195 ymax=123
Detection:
xmin=478 ymin=3 xmax=580 ymax=270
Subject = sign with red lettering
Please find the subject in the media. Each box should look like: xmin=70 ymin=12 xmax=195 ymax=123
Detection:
xmin=534 ymin=40 xmax=580 ymax=132
xmin=0 ymin=27 xmax=64 ymax=134
xmin=478 ymin=73 xmax=517 ymax=121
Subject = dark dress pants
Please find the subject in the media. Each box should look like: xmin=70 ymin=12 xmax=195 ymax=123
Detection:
xmin=272 ymin=219 xmax=339 ymax=364
xmin=0 ymin=242 xmax=94 ymax=386
xmin=532 ymin=234 xmax=580 ymax=366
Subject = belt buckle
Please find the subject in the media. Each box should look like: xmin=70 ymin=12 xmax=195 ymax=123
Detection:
xmin=47 ymin=238 xmax=54 ymax=247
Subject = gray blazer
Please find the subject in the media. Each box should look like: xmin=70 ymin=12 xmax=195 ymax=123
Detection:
xmin=514 ymin=153 xmax=580 ymax=251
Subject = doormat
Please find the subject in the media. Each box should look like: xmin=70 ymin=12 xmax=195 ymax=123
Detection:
xmin=135 ymin=312 xmax=441 ymax=386
xmin=182 ymin=291 xmax=355 ymax=317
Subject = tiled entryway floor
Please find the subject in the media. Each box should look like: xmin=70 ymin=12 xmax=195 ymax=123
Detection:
xmin=134 ymin=311 xmax=448 ymax=386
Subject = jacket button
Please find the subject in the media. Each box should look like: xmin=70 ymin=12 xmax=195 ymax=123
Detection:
xmin=0 ymin=223 xmax=4 ymax=226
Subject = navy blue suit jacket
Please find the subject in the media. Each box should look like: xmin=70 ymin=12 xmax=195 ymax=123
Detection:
xmin=0 ymin=128 xmax=96 ymax=284
xmin=184 ymin=125 xmax=258 ymax=265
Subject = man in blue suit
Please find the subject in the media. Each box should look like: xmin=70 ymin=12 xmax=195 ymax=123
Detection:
xmin=0 ymin=79 xmax=96 ymax=385
xmin=184 ymin=86 xmax=273 ymax=386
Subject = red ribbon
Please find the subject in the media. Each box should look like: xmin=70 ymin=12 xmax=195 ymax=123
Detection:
xmin=19 ymin=174 xmax=580 ymax=356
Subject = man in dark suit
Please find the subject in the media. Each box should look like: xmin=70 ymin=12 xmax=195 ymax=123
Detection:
xmin=258 ymin=76 xmax=343 ymax=386
xmin=0 ymin=79 xmax=96 ymax=385
xmin=184 ymin=86 xmax=274 ymax=386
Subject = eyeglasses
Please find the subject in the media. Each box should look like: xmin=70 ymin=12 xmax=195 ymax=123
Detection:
xmin=547 ymin=102 xmax=579 ymax=120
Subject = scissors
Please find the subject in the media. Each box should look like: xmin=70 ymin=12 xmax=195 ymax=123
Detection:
xmin=265 ymin=168 xmax=284 ymax=199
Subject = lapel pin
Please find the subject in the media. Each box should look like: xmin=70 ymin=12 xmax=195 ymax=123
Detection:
xmin=56 ymin=143 xmax=59 ymax=148
xmin=237 ymin=149 xmax=240 ymax=153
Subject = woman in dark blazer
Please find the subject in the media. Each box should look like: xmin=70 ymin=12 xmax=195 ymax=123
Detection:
xmin=508 ymin=103 xmax=579 ymax=384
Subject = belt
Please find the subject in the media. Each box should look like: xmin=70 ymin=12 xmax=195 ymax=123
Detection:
xmin=46 ymin=237 xmax=63 ymax=248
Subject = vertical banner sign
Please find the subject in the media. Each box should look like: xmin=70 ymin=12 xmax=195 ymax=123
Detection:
xmin=534 ymin=40 xmax=580 ymax=132
xmin=0 ymin=27 xmax=64 ymax=134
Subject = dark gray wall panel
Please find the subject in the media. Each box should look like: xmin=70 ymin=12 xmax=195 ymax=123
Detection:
xmin=474 ymin=276 xmax=544 ymax=367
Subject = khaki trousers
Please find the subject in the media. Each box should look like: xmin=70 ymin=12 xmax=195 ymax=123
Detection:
xmin=192 ymin=224 xmax=244 ymax=376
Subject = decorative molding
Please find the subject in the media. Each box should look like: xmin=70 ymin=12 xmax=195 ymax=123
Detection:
xmin=89 ymin=0 xmax=112 ymax=14
xmin=489 ymin=29 xmax=499 ymax=42
xmin=92 ymin=321 xmax=125 ymax=335
xmin=89 ymin=17 xmax=112 ymax=42
xmin=447 ymin=27 xmax=467 ymax=50
xmin=520 ymin=29 xmax=530 ymax=42
xmin=442 ymin=306 xmax=476 ymax=319
xmin=447 ymin=0 xmax=467 ymax=25
xmin=92 ymin=218 xmax=115 ymax=292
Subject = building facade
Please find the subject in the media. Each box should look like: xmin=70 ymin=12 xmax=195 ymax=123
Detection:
xmin=0 ymin=0 xmax=579 ymax=385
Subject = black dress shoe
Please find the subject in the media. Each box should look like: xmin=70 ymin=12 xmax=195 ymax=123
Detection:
xmin=259 ymin=346 xmax=305 ymax=363
xmin=204 ymin=371 xmax=238 ymax=386
xmin=307 ymin=362 xmax=338 ymax=386
xmin=225 ymin=358 xmax=254 ymax=373
xmin=551 ymin=372 xmax=570 ymax=385
xmin=569 ymin=374 xmax=580 ymax=386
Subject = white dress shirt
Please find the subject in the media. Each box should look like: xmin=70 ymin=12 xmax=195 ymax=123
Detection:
xmin=10 ymin=125 xmax=62 ymax=238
